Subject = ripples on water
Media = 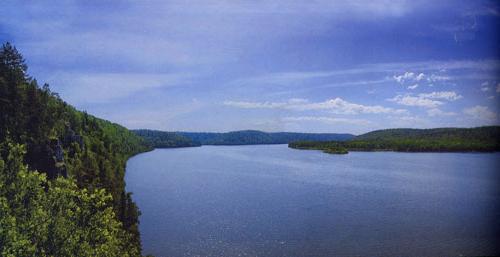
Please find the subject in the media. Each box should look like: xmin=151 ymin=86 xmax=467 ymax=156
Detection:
xmin=126 ymin=145 xmax=500 ymax=257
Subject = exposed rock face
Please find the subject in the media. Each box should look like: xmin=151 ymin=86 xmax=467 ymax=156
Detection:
xmin=63 ymin=127 xmax=84 ymax=150
xmin=36 ymin=127 xmax=87 ymax=179
xmin=53 ymin=139 xmax=64 ymax=162
xmin=48 ymin=138 xmax=67 ymax=179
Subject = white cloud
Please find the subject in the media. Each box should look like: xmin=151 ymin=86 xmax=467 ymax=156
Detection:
xmin=427 ymin=108 xmax=456 ymax=117
xmin=283 ymin=116 xmax=371 ymax=126
xmin=393 ymin=71 xmax=419 ymax=84
xmin=407 ymin=84 xmax=419 ymax=90
xmin=416 ymin=73 xmax=425 ymax=81
xmin=224 ymin=97 xmax=407 ymax=115
xmin=388 ymin=91 xmax=462 ymax=108
xmin=393 ymin=71 xmax=452 ymax=87
xmin=418 ymin=91 xmax=462 ymax=101
xmin=463 ymin=105 xmax=498 ymax=123
xmin=297 ymin=98 xmax=407 ymax=114
xmin=388 ymin=95 xmax=443 ymax=108
xmin=481 ymin=82 xmax=490 ymax=92
xmin=496 ymin=83 xmax=500 ymax=93
xmin=426 ymin=74 xmax=451 ymax=82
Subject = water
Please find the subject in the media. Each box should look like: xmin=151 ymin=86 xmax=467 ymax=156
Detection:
xmin=125 ymin=145 xmax=500 ymax=257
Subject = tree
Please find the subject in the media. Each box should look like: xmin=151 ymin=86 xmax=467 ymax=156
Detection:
xmin=0 ymin=142 xmax=141 ymax=256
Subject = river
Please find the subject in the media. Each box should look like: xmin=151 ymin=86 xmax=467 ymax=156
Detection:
xmin=125 ymin=144 xmax=499 ymax=257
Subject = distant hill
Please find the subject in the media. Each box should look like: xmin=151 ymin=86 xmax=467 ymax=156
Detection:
xmin=178 ymin=130 xmax=355 ymax=145
xmin=133 ymin=129 xmax=201 ymax=148
xmin=289 ymin=126 xmax=500 ymax=153
xmin=354 ymin=127 xmax=500 ymax=142
xmin=132 ymin=129 xmax=354 ymax=147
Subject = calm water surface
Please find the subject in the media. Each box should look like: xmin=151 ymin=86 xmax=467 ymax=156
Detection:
xmin=125 ymin=145 xmax=500 ymax=257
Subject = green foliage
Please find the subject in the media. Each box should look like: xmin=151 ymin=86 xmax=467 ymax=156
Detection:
xmin=322 ymin=147 xmax=348 ymax=154
xmin=175 ymin=130 xmax=354 ymax=145
xmin=289 ymin=127 xmax=500 ymax=153
xmin=0 ymin=142 xmax=140 ymax=256
xmin=0 ymin=42 xmax=151 ymax=255
xmin=289 ymin=141 xmax=349 ymax=154
xmin=133 ymin=129 xmax=200 ymax=148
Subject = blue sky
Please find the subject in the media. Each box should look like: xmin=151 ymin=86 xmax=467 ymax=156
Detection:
xmin=1 ymin=0 xmax=499 ymax=134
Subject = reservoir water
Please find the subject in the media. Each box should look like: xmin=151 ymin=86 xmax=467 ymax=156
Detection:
xmin=125 ymin=145 xmax=500 ymax=257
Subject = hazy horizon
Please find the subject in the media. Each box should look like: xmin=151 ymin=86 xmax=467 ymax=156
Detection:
xmin=1 ymin=1 xmax=499 ymax=134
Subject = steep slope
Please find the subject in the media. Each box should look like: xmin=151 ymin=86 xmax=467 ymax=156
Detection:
xmin=0 ymin=42 xmax=151 ymax=255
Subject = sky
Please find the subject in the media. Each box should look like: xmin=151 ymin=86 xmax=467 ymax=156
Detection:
xmin=0 ymin=0 xmax=499 ymax=134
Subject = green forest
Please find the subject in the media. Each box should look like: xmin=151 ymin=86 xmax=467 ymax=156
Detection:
xmin=177 ymin=130 xmax=354 ymax=145
xmin=133 ymin=129 xmax=354 ymax=147
xmin=289 ymin=127 xmax=500 ymax=154
xmin=133 ymin=129 xmax=201 ymax=148
xmin=0 ymin=43 xmax=152 ymax=256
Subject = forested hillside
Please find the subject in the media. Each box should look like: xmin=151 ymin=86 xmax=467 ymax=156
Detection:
xmin=177 ymin=130 xmax=354 ymax=145
xmin=289 ymin=126 xmax=500 ymax=153
xmin=0 ymin=43 xmax=152 ymax=256
xmin=354 ymin=127 xmax=500 ymax=142
xmin=133 ymin=129 xmax=201 ymax=148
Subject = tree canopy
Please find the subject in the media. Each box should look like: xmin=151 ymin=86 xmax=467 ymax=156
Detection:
xmin=0 ymin=142 xmax=140 ymax=256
